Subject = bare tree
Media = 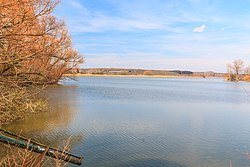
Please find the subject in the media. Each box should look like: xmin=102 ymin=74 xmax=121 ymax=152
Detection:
xmin=244 ymin=66 xmax=250 ymax=75
xmin=232 ymin=59 xmax=244 ymax=81
xmin=0 ymin=0 xmax=83 ymax=124
xmin=227 ymin=64 xmax=233 ymax=81
xmin=226 ymin=59 xmax=244 ymax=81
xmin=0 ymin=0 xmax=83 ymax=85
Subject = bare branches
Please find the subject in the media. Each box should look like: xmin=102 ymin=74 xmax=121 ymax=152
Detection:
xmin=0 ymin=0 xmax=83 ymax=85
xmin=0 ymin=0 xmax=83 ymax=124
xmin=226 ymin=59 xmax=248 ymax=81
xmin=0 ymin=137 xmax=71 ymax=167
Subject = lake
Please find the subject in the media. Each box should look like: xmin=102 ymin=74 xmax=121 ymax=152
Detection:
xmin=2 ymin=77 xmax=250 ymax=167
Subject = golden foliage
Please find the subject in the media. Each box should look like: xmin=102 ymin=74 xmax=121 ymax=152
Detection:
xmin=0 ymin=0 xmax=83 ymax=124
xmin=243 ymin=75 xmax=250 ymax=82
xmin=0 ymin=0 xmax=83 ymax=85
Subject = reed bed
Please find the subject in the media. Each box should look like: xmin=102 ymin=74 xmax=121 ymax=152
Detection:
xmin=0 ymin=138 xmax=71 ymax=167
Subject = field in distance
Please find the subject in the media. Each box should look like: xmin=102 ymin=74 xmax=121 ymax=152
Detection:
xmin=64 ymin=68 xmax=226 ymax=78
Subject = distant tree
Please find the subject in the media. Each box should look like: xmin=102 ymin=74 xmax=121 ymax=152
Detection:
xmin=244 ymin=66 xmax=250 ymax=75
xmin=226 ymin=59 xmax=244 ymax=81
xmin=227 ymin=64 xmax=233 ymax=81
xmin=243 ymin=66 xmax=250 ymax=82
xmin=232 ymin=59 xmax=244 ymax=81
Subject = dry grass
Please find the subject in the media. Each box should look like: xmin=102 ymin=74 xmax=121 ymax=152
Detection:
xmin=243 ymin=75 xmax=250 ymax=82
xmin=0 ymin=84 xmax=48 ymax=125
xmin=0 ymin=138 xmax=71 ymax=167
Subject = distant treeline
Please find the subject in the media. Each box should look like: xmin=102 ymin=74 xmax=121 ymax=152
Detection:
xmin=69 ymin=68 xmax=226 ymax=77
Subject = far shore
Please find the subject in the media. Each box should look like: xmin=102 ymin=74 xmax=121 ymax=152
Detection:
xmin=63 ymin=73 xmax=224 ymax=79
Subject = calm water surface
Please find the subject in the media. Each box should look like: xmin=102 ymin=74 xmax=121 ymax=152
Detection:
xmin=3 ymin=77 xmax=250 ymax=167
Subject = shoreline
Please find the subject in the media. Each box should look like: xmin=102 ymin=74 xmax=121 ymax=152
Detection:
xmin=63 ymin=73 xmax=223 ymax=79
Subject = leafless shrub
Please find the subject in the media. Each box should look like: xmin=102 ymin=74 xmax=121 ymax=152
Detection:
xmin=0 ymin=138 xmax=72 ymax=167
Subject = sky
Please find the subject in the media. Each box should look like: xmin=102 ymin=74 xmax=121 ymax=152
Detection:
xmin=54 ymin=0 xmax=250 ymax=72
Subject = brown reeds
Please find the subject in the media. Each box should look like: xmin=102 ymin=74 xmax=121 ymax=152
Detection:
xmin=0 ymin=138 xmax=72 ymax=167
xmin=0 ymin=84 xmax=47 ymax=125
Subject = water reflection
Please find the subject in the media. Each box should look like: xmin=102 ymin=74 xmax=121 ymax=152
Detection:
xmin=1 ymin=85 xmax=84 ymax=158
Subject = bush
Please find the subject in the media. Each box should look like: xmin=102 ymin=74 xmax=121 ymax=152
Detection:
xmin=0 ymin=83 xmax=47 ymax=125
xmin=243 ymin=75 xmax=250 ymax=82
xmin=143 ymin=71 xmax=154 ymax=75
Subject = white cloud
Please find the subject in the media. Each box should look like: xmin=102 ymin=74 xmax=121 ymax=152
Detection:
xmin=60 ymin=2 xmax=165 ymax=33
xmin=220 ymin=27 xmax=225 ymax=31
xmin=193 ymin=24 xmax=207 ymax=33
xmin=59 ymin=0 xmax=213 ymax=33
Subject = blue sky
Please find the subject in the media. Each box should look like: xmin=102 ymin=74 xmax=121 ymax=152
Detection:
xmin=55 ymin=0 xmax=250 ymax=72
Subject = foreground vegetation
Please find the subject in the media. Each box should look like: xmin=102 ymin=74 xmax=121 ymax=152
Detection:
xmin=0 ymin=0 xmax=83 ymax=125
xmin=0 ymin=0 xmax=83 ymax=165
xmin=0 ymin=138 xmax=71 ymax=167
